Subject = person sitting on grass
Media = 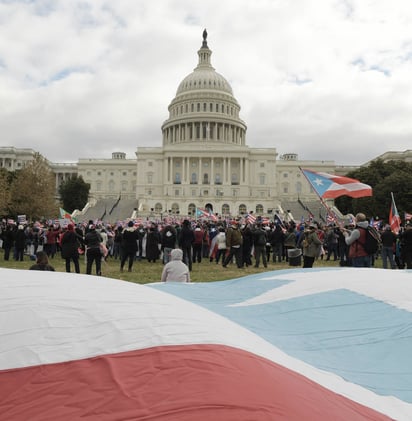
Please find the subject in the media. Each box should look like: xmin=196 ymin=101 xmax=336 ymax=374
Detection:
xmin=29 ymin=251 xmax=55 ymax=271
xmin=160 ymin=248 xmax=190 ymax=283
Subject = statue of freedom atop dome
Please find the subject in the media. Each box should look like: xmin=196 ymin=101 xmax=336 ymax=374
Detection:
xmin=202 ymin=28 xmax=208 ymax=47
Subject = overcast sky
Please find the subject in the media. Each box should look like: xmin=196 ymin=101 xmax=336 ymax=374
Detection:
xmin=1 ymin=0 xmax=411 ymax=166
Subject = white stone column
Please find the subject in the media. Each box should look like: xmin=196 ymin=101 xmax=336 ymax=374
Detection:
xmin=228 ymin=158 xmax=231 ymax=184
xmin=211 ymin=158 xmax=214 ymax=183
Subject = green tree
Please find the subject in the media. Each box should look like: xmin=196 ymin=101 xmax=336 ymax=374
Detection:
xmin=335 ymin=159 xmax=412 ymax=221
xmin=0 ymin=168 xmax=11 ymax=217
xmin=59 ymin=175 xmax=90 ymax=212
xmin=9 ymin=153 xmax=58 ymax=220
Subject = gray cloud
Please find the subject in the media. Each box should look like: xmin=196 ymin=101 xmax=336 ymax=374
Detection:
xmin=0 ymin=0 xmax=411 ymax=166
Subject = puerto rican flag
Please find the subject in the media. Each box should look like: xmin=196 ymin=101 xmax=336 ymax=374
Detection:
xmin=301 ymin=168 xmax=373 ymax=199
xmin=1 ymin=268 xmax=411 ymax=420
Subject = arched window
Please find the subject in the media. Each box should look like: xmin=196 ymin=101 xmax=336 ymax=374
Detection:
xmin=174 ymin=172 xmax=181 ymax=184
xmin=222 ymin=204 xmax=230 ymax=215
xmin=256 ymin=204 xmax=264 ymax=214
xmin=188 ymin=203 xmax=196 ymax=216
xmin=239 ymin=204 xmax=247 ymax=215
xmin=191 ymin=173 xmax=197 ymax=184
xmin=155 ymin=203 xmax=162 ymax=213
xmin=171 ymin=203 xmax=179 ymax=214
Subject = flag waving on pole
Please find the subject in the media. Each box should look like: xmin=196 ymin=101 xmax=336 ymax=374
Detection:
xmin=389 ymin=193 xmax=401 ymax=234
xmin=301 ymin=168 xmax=372 ymax=199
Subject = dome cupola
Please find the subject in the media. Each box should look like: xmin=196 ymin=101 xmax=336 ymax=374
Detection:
xmin=161 ymin=30 xmax=246 ymax=147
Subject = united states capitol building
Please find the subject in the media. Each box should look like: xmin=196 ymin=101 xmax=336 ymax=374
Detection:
xmin=1 ymin=32 xmax=411 ymax=221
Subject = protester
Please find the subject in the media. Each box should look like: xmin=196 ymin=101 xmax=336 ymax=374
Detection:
xmin=146 ymin=225 xmax=161 ymax=263
xmin=222 ymin=221 xmax=243 ymax=268
xmin=342 ymin=213 xmax=371 ymax=267
xmin=1 ymin=224 xmax=14 ymax=261
xmin=252 ymin=223 xmax=268 ymax=268
xmin=120 ymin=221 xmax=139 ymax=272
xmin=400 ymin=222 xmax=412 ymax=269
xmin=14 ymin=224 xmax=26 ymax=261
xmin=302 ymin=223 xmax=322 ymax=268
xmin=60 ymin=223 xmax=81 ymax=273
xmin=380 ymin=225 xmax=397 ymax=269
xmin=160 ymin=248 xmax=190 ymax=283
xmin=178 ymin=219 xmax=195 ymax=271
xmin=84 ymin=224 xmax=103 ymax=275
xmin=29 ymin=251 xmax=55 ymax=271
xmin=214 ymin=227 xmax=227 ymax=265
xmin=161 ymin=224 xmax=177 ymax=264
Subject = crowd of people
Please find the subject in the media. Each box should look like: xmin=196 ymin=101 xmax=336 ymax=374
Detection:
xmin=1 ymin=213 xmax=412 ymax=277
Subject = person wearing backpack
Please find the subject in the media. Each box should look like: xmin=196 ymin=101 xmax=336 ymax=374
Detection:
xmin=341 ymin=213 xmax=372 ymax=267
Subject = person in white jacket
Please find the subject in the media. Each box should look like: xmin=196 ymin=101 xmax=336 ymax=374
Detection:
xmin=161 ymin=248 xmax=191 ymax=283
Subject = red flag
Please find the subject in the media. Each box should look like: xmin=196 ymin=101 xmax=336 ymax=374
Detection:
xmin=389 ymin=193 xmax=401 ymax=234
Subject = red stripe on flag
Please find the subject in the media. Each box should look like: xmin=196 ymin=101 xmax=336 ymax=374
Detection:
xmin=0 ymin=344 xmax=391 ymax=421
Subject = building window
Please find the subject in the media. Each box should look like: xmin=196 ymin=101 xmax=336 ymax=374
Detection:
xmin=192 ymin=189 xmax=197 ymax=196
xmin=260 ymin=162 xmax=265 ymax=168
xmin=109 ymin=180 xmax=115 ymax=192
xmin=96 ymin=182 xmax=102 ymax=191
xmin=203 ymin=190 xmax=209 ymax=196
xmin=232 ymin=189 xmax=238 ymax=197
xmin=110 ymin=172 xmax=114 ymax=176
xmin=283 ymin=185 xmax=289 ymax=193
xmin=97 ymin=171 xmax=101 ymax=176
xmin=239 ymin=204 xmax=247 ymax=214
xmin=222 ymin=204 xmax=230 ymax=214
xmin=283 ymin=173 xmax=288 ymax=178
xmin=296 ymin=181 xmax=302 ymax=193
xmin=175 ymin=190 xmax=180 ymax=196
xmin=121 ymin=181 xmax=127 ymax=191
xmin=192 ymin=162 xmax=197 ymax=167
xmin=203 ymin=173 xmax=209 ymax=184
xmin=215 ymin=174 xmax=221 ymax=184
xmin=191 ymin=173 xmax=197 ymax=184
xmin=197 ymin=103 xmax=200 ymax=112
xmin=147 ymin=173 xmax=153 ymax=184
xmin=256 ymin=204 xmax=264 ymax=214
xmin=259 ymin=174 xmax=265 ymax=185
xmin=155 ymin=203 xmax=162 ymax=213
xmin=122 ymin=171 xmax=127 ymax=176
xmin=148 ymin=162 xmax=153 ymax=167
xmin=175 ymin=162 xmax=181 ymax=168
xmin=203 ymin=103 xmax=206 ymax=111
xmin=174 ymin=173 xmax=181 ymax=184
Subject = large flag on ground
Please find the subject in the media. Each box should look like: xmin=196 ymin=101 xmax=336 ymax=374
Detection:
xmin=301 ymin=168 xmax=372 ymax=199
xmin=1 ymin=268 xmax=412 ymax=420
xmin=389 ymin=193 xmax=401 ymax=234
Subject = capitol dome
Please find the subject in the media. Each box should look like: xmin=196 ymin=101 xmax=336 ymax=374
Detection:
xmin=161 ymin=30 xmax=246 ymax=147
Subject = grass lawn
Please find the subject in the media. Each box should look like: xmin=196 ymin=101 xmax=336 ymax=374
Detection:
xmin=0 ymin=250 xmax=384 ymax=284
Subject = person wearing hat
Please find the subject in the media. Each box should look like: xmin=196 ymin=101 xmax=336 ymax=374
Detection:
xmin=302 ymin=223 xmax=322 ymax=268
xmin=60 ymin=223 xmax=81 ymax=273
xmin=160 ymin=248 xmax=190 ymax=283
xmin=380 ymin=225 xmax=397 ymax=269
xmin=341 ymin=213 xmax=372 ymax=267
